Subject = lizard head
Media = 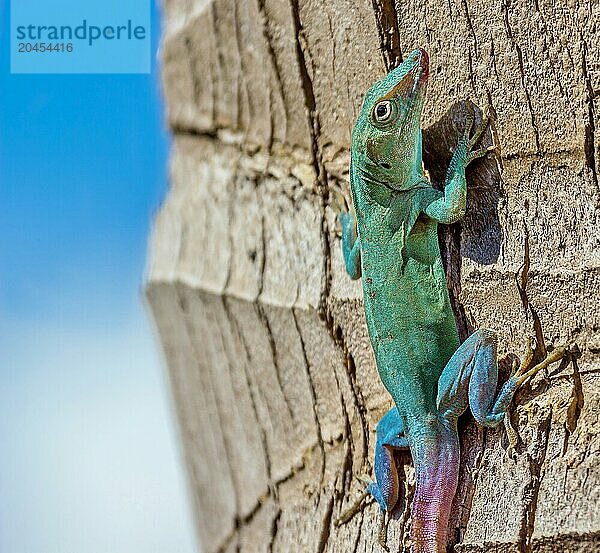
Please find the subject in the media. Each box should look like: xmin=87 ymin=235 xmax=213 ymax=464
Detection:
xmin=352 ymin=48 xmax=429 ymax=192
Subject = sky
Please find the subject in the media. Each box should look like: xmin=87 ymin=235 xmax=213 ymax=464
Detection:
xmin=0 ymin=2 xmax=198 ymax=552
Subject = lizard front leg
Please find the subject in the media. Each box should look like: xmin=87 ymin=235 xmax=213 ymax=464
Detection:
xmin=338 ymin=206 xmax=362 ymax=280
xmin=424 ymin=104 xmax=493 ymax=225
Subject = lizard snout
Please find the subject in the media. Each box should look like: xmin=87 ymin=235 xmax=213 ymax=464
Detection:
xmin=413 ymin=47 xmax=429 ymax=82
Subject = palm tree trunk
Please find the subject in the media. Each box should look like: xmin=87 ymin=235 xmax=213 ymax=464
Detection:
xmin=146 ymin=1 xmax=600 ymax=551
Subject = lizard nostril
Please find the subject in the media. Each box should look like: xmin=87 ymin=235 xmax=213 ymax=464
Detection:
xmin=381 ymin=162 xmax=391 ymax=169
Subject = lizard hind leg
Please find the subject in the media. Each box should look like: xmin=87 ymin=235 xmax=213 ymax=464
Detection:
xmin=436 ymin=329 xmax=566 ymax=429
xmin=436 ymin=329 xmax=506 ymax=426
xmin=368 ymin=408 xmax=409 ymax=551
xmin=336 ymin=407 xmax=408 ymax=549
xmin=370 ymin=407 xmax=409 ymax=511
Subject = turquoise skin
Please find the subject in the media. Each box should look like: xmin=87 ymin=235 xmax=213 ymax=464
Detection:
xmin=339 ymin=49 xmax=562 ymax=553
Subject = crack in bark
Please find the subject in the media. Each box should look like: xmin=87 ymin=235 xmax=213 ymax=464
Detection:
xmin=324 ymin=10 xmax=337 ymax=82
xmin=581 ymin=36 xmax=599 ymax=195
xmin=317 ymin=497 xmax=335 ymax=553
xmin=288 ymin=0 xmax=326 ymax=191
xmin=292 ymin=309 xmax=327 ymax=488
xmin=370 ymin=0 xmax=403 ymax=71
xmin=461 ymin=0 xmax=479 ymax=58
xmin=257 ymin=0 xmax=289 ymax=151
xmin=258 ymin=210 xmax=268 ymax=297
xmin=211 ymin=2 xmax=237 ymax=130
xmin=232 ymin=0 xmax=251 ymax=138
xmin=398 ymin=466 xmax=416 ymax=552
xmin=563 ymin=352 xmax=584 ymax=455
xmin=335 ymin=373 xmax=355 ymax=497
xmin=439 ymin=222 xmax=473 ymax=342
xmin=213 ymin=297 xmax=273 ymax=517
xmin=224 ymin=171 xmax=238 ymax=292
xmin=462 ymin=0 xmax=479 ymax=93
xmin=222 ymin=297 xmax=273 ymax=484
xmin=423 ymin=3 xmax=433 ymax=43
xmin=501 ymin=0 xmax=541 ymax=154
xmin=454 ymin=433 xmax=486 ymax=547
xmin=287 ymin=0 xmax=333 ymax=322
xmin=170 ymin=124 xmax=220 ymax=140
xmin=268 ymin=507 xmax=282 ymax=553
xmin=336 ymin=333 xmax=370 ymax=475
xmin=319 ymin=301 xmax=370 ymax=514
xmin=256 ymin=304 xmax=296 ymax=422
xmin=319 ymin=210 xmax=334 ymax=319
xmin=489 ymin=39 xmax=500 ymax=85
xmin=466 ymin=48 xmax=477 ymax=94
xmin=177 ymin=8 xmax=220 ymax=129
xmin=349 ymin=508 xmax=365 ymax=553
xmin=516 ymin=226 xmax=551 ymax=366
xmin=517 ymin=409 xmax=552 ymax=553
xmin=182 ymin=33 xmax=210 ymax=127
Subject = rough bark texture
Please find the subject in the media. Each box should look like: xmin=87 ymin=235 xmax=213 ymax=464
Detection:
xmin=146 ymin=1 xmax=600 ymax=551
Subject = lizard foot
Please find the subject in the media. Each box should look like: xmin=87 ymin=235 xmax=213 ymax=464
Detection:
xmin=335 ymin=474 xmax=374 ymax=526
xmin=462 ymin=101 xmax=497 ymax=165
xmin=503 ymin=410 xmax=519 ymax=459
xmin=330 ymin=188 xmax=355 ymax=239
xmin=330 ymin=187 xmax=349 ymax=216
xmin=503 ymin=339 xmax=568 ymax=457
xmin=337 ymin=477 xmax=389 ymax=551
xmin=513 ymin=340 xmax=567 ymax=387
xmin=503 ymin=356 xmax=521 ymax=458
xmin=378 ymin=511 xmax=390 ymax=552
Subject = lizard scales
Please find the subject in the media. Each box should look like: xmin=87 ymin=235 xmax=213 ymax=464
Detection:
xmin=337 ymin=48 xmax=565 ymax=553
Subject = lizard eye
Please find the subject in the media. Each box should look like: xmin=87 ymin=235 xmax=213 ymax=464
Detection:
xmin=373 ymin=100 xmax=393 ymax=122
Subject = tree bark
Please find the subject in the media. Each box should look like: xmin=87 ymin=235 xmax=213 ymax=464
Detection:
xmin=146 ymin=1 xmax=600 ymax=551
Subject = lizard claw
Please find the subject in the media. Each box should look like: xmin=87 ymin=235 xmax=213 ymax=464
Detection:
xmin=462 ymin=100 xmax=475 ymax=142
xmin=378 ymin=511 xmax=389 ymax=552
xmin=357 ymin=473 xmax=374 ymax=486
xmin=501 ymin=338 xmax=567 ymax=459
xmin=331 ymin=188 xmax=355 ymax=237
xmin=330 ymin=187 xmax=349 ymax=215
xmin=509 ymin=357 xmax=520 ymax=378
xmin=336 ymin=489 xmax=371 ymax=526
xmin=467 ymin=114 xmax=489 ymax=150
xmin=513 ymin=339 xmax=567 ymax=386
xmin=503 ymin=412 xmax=519 ymax=460
xmin=335 ymin=473 xmax=375 ymax=526
xmin=459 ymin=101 xmax=497 ymax=166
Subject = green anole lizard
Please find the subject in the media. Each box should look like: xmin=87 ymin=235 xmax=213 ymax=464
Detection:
xmin=336 ymin=48 xmax=565 ymax=553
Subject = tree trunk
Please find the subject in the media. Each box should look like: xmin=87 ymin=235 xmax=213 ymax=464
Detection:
xmin=145 ymin=1 xmax=600 ymax=551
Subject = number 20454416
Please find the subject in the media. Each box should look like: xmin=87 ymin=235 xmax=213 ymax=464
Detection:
xmin=17 ymin=43 xmax=73 ymax=53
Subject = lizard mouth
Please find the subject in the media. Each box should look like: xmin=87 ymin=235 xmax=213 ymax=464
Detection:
xmin=415 ymin=48 xmax=429 ymax=84
xmin=384 ymin=48 xmax=429 ymax=103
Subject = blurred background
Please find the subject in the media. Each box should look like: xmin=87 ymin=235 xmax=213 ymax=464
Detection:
xmin=0 ymin=2 xmax=198 ymax=552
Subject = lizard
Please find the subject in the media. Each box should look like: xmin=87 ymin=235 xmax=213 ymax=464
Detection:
xmin=335 ymin=47 xmax=566 ymax=553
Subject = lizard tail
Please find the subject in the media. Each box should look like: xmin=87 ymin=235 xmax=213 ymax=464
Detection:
xmin=410 ymin=429 xmax=460 ymax=553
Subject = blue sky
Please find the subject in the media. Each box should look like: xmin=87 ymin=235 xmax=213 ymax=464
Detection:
xmin=0 ymin=2 xmax=197 ymax=552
